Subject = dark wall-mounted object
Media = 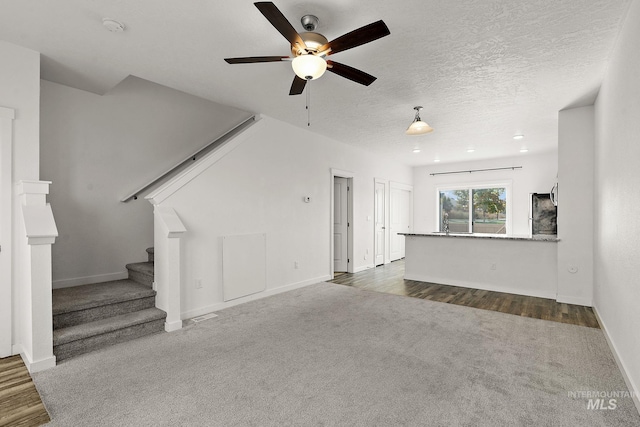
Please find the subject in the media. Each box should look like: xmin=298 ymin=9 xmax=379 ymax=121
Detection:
xmin=530 ymin=193 xmax=557 ymax=235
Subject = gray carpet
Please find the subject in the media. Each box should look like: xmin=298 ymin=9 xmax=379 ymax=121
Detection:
xmin=33 ymin=282 xmax=640 ymax=426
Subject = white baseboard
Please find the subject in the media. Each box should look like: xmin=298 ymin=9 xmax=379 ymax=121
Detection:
xmin=592 ymin=305 xmax=640 ymax=415
xmin=19 ymin=349 xmax=56 ymax=373
xmin=181 ymin=275 xmax=331 ymax=320
xmin=53 ymin=271 xmax=128 ymax=289
xmin=164 ymin=320 xmax=182 ymax=332
xmin=404 ymin=273 xmax=557 ymax=300
xmin=353 ymin=264 xmax=375 ymax=273
xmin=556 ymin=294 xmax=593 ymax=307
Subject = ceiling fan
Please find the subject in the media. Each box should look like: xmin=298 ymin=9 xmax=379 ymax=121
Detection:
xmin=224 ymin=2 xmax=390 ymax=95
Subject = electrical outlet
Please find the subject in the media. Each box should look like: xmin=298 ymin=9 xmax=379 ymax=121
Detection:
xmin=195 ymin=279 xmax=203 ymax=289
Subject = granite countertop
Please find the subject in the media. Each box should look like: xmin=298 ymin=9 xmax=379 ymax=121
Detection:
xmin=400 ymin=232 xmax=559 ymax=242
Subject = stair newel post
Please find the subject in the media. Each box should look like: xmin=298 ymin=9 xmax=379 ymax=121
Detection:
xmin=153 ymin=206 xmax=186 ymax=332
xmin=17 ymin=180 xmax=58 ymax=372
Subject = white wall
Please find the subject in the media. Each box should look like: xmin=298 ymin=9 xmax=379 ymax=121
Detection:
xmin=405 ymin=236 xmax=558 ymax=299
xmin=0 ymin=41 xmax=41 ymax=357
xmin=413 ymin=152 xmax=557 ymax=236
xmin=593 ymin=0 xmax=640 ymax=411
xmin=557 ymin=106 xmax=594 ymax=306
xmin=155 ymin=116 xmax=412 ymax=318
xmin=0 ymin=42 xmax=40 ymax=180
xmin=40 ymin=77 xmax=250 ymax=287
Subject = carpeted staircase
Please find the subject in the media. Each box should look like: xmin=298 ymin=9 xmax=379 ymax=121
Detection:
xmin=52 ymin=248 xmax=166 ymax=362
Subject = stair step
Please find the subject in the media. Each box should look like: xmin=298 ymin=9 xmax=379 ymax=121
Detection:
xmin=53 ymin=280 xmax=157 ymax=329
xmin=53 ymin=308 xmax=166 ymax=361
xmin=126 ymin=262 xmax=154 ymax=287
xmin=52 ymin=248 xmax=161 ymax=361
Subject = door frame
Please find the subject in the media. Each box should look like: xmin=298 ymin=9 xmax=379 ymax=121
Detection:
xmin=330 ymin=169 xmax=354 ymax=277
xmin=390 ymin=181 xmax=414 ymax=261
xmin=0 ymin=107 xmax=15 ymax=358
xmin=332 ymin=176 xmax=349 ymax=273
xmin=374 ymin=178 xmax=390 ymax=266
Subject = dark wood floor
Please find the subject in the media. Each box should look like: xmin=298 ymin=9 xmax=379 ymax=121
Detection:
xmin=0 ymin=356 xmax=50 ymax=427
xmin=330 ymin=259 xmax=600 ymax=329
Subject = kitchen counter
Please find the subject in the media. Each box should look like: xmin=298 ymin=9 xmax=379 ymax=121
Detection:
xmin=400 ymin=232 xmax=559 ymax=242
xmin=402 ymin=233 xmax=558 ymax=299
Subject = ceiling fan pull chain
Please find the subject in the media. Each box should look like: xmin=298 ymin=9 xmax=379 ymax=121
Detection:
xmin=306 ymin=79 xmax=311 ymax=127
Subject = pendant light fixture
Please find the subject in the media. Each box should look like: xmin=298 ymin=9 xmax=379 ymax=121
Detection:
xmin=406 ymin=106 xmax=434 ymax=135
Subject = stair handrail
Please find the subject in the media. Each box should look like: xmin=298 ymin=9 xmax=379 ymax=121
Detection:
xmin=120 ymin=115 xmax=257 ymax=202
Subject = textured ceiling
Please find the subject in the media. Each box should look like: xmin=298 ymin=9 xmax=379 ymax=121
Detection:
xmin=0 ymin=0 xmax=632 ymax=165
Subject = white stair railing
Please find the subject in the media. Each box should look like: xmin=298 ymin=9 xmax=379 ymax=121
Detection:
xmin=120 ymin=115 xmax=257 ymax=203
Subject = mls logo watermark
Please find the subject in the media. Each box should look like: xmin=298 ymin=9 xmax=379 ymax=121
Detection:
xmin=586 ymin=398 xmax=617 ymax=410
xmin=568 ymin=390 xmax=635 ymax=410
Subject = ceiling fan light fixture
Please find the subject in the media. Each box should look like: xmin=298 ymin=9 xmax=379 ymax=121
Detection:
xmin=225 ymin=3 xmax=390 ymax=95
xmin=292 ymin=54 xmax=327 ymax=80
xmin=406 ymin=106 xmax=434 ymax=135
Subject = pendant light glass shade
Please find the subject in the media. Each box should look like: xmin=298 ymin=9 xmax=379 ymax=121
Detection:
xmin=292 ymin=54 xmax=327 ymax=80
xmin=406 ymin=106 xmax=434 ymax=135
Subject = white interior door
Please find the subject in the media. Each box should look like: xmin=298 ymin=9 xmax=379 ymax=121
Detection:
xmin=333 ymin=177 xmax=348 ymax=272
xmin=374 ymin=181 xmax=385 ymax=266
xmin=390 ymin=186 xmax=413 ymax=261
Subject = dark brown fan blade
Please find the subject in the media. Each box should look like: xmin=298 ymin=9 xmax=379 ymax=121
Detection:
xmin=319 ymin=20 xmax=390 ymax=55
xmin=224 ymin=56 xmax=289 ymax=64
xmin=254 ymin=2 xmax=307 ymax=51
xmin=326 ymin=61 xmax=377 ymax=86
xmin=289 ymin=76 xmax=307 ymax=95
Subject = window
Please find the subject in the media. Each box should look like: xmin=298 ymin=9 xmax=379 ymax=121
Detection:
xmin=438 ymin=185 xmax=509 ymax=234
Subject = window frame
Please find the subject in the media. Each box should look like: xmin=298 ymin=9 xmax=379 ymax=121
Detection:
xmin=435 ymin=181 xmax=512 ymax=236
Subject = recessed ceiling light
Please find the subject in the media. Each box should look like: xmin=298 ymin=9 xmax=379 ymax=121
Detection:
xmin=103 ymin=18 xmax=125 ymax=33
xmin=520 ymin=148 xmax=529 ymax=153
xmin=412 ymin=148 xmax=421 ymax=153
xmin=513 ymin=134 xmax=524 ymax=140
xmin=466 ymin=148 xmax=475 ymax=153
xmin=434 ymin=159 xmax=441 ymax=163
